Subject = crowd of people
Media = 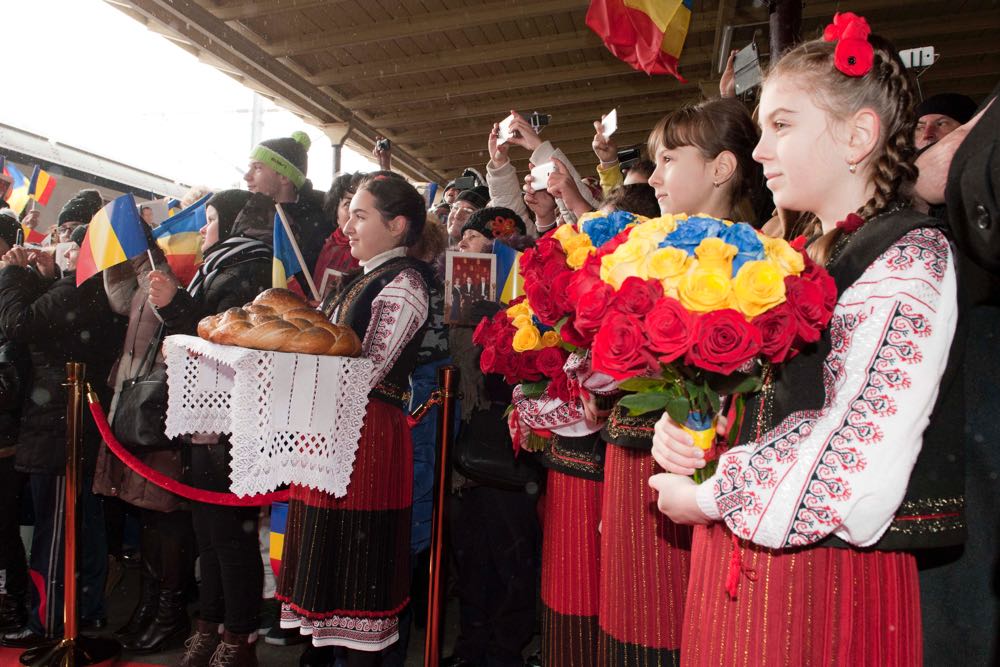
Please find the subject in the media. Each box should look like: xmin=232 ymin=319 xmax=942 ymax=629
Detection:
xmin=0 ymin=13 xmax=997 ymax=667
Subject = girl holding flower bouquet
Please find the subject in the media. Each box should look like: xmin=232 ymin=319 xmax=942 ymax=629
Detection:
xmin=650 ymin=16 xmax=961 ymax=665
xmin=593 ymin=98 xmax=763 ymax=665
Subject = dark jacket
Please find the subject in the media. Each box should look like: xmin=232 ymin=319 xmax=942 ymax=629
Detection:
xmin=0 ymin=336 xmax=28 ymax=458
xmin=0 ymin=266 xmax=125 ymax=475
xmin=283 ymin=181 xmax=330 ymax=277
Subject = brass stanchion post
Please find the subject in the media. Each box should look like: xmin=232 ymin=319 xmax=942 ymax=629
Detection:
xmin=424 ymin=365 xmax=458 ymax=667
xmin=20 ymin=364 xmax=120 ymax=666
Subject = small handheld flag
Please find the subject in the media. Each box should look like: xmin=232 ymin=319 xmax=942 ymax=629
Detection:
xmin=152 ymin=193 xmax=210 ymax=285
xmin=493 ymin=240 xmax=525 ymax=304
xmin=27 ymin=166 xmax=57 ymax=206
xmin=585 ymin=0 xmax=692 ymax=81
xmin=273 ymin=204 xmax=319 ymax=301
xmin=3 ymin=161 xmax=30 ymax=213
xmin=76 ymin=193 xmax=149 ymax=286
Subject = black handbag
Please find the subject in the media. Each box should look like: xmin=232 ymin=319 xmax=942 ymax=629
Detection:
xmin=453 ymin=405 xmax=543 ymax=491
xmin=111 ymin=324 xmax=175 ymax=451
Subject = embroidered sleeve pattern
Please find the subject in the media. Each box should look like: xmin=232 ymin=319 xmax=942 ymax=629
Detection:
xmin=705 ymin=228 xmax=958 ymax=549
xmin=362 ymin=269 xmax=429 ymax=389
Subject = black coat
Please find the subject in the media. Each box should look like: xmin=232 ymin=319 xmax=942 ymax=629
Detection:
xmin=0 ymin=267 xmax=125 ymax=474
xmin=155 ymin=257 xmax=272 ymax=335
xmin=0 ymin=336 xmax=28 ymax=454
xmin=283 ymin=182 xmax=330 ymax=277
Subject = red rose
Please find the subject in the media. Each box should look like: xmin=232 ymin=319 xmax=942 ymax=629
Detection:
xmin=645 ymin=297 xmax=694 ymax=363
xmin=473 ymin=316 xmax=494 ymax=347
xmin=551 ymin=270 xmax=575 ymax=315
xmin=752 ymin=302 xmax=798 ymax=363
xmin=573 ymin=282 xmax=616 ymax=341
xmin=784 ymin=275 xmax=832 ymax=344
xmin=535 ymin=236 xmax=562 ymax=261
xmin=686 ymin=309 xmax=762 ymax=375
xmin=526 ymin=281 xmax=562 ymax=326
xmin=548 ymin=373 xmax=573 ymax=402
xmin=565 ymin=260 xmax=602 ymax=310
xmin=800 ymin=260 xmax=837 ymax=313
xmin=592 ymin=313 xmax=658 ymax=381
xmin=479 ymin=345 xmax=498 ymax=373
xmin=519 ymin=351 xmax=542 ymax=382
xmin=612 ymin=277 xmax=663 ymax=317
xmin=560 ymin=315 xmax=591 ymax=348
xmin=536 ymin=346 xmax=567 ymax=379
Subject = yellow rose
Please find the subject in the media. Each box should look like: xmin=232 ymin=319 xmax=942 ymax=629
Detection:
xmin=512 ymin=325 xmax=542 ymax=352
xmin=763 ymin=236 xmax=805 ymax=276
xmin=562 ymin=233 xmax=593 ymax=255
xmin=694 ymin=237 xmax=738 ymax=276
xmin=511 ymin=314 xmax=533 ymax=330
xmin=506 ymin=302 xmax=531 ymax=320
xmin=541 ymin=331 xmax=561 ymax=348
xmin=645 ymin=247 xmax=691 ymax=283
xmin=567 ymin=246 xmax=594 ymax=269
xmin=678 ymin=267 xmax=732 ymax=312
xmin=603 ymin=261 xmax=646 ymax=289
xmin=599 ymin=238 xmax=654 ymax=287
xmin=552 ymin=223 xmax=579 ymax=243
xmin=732 ymin=260 xmax=786 ymax=318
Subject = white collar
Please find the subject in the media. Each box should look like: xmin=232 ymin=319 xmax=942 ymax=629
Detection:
xmin=360 ymin=246 xmax=407 ymax=274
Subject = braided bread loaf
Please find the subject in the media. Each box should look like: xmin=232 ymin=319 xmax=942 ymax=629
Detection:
xmin=196 ymin=288 xmax=361 ymax=357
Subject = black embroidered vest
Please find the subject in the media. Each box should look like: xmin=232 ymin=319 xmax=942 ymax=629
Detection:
xmin=601 ymin=403 xmax=656 ymax=451
xmin=543 ymin=432 xmax=606 ymax=481
xmin=735 ymin=208 xmax=966 ymax=550
xmin=323 ymin=256 xmax=433 ymax=410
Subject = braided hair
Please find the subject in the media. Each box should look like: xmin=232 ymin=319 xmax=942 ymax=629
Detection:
xmin=767 ymin=33 xmax=919 ymax=263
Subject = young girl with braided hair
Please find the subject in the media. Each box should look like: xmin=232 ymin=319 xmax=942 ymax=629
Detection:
xmin=650 ymin=15 xmax=962 ymax=665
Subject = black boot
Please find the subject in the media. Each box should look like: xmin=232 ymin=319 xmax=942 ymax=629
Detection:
xmin=114 ymin=561 xmax=160 ymax=642
xmin=0 ymin=594 xmax=25 ymax=634
xmin=123 ymin=589 xmax=190 ymax=654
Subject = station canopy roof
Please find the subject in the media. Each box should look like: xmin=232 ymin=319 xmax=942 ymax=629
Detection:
xmin=109 ymin=0 xmax=1000 ymax=184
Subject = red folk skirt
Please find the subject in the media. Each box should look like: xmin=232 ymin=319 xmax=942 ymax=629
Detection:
xmin=541 ymin=470 xmax=603 ymax=667
xmin=681 ymin=522 xmax=922 ymax=667
xmin=276 ymin=399 xmax=412 ymax=651
xmin=598 ymin=445 xmax=691 ymax=666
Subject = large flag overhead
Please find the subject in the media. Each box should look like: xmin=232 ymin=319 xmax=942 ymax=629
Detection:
xmin=272 ymin=212 xmax=303 ymax=289
xmin=585 ymin=0 xmax=692 ymax=81
xmin=27 ymin=165 xmax=57 ymax=206
xmin=152 ymin=193 xmax=210 ymax=285
xmin=76 ymin=193 xmax=149 ymax=286
xmin=493 ymin=240 xmax=524 ymax=304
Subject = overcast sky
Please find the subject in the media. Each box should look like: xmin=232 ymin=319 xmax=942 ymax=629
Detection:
xmin=3 ymin=0 xmax=377 ymax=192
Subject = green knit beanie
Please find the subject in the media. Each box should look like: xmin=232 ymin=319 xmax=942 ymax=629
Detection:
xmin=249 ymin=131 xmax=312 ymax=189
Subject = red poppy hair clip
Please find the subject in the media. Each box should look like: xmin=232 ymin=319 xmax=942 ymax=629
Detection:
xmin=823 ymin=12 xmax=874 ymax=77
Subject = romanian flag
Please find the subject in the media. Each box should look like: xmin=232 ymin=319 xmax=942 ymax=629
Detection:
xmin=76 ymin=193 xmax=148 ymax=286
xmin=269 ymin=501 xmax=287 ymax=578
xmin=166 ymin=198 xmax=183 ymax=218
xmin=2 ymin=160 xmax=30 ymax=214
xmin=27 ymin=166 xmax=57 ymax=206
xmin=152 ymin=194 xmax=210 ymax=286
xmin=493 ymin=240 xmax=524 ymax=304
xmin=272 ymin=212 xmax=302 ymax=289
xmin=585 ymin=0 xmax=692 ymax=81
xmin=21 ymin=226 xmax=46 ymax=245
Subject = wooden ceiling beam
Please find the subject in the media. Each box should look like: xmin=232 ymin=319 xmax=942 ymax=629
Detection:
xmin=372 ymin=80 xmax=704 ymax=128
xmin=210 ymin=0 xmax=333 ymax=21
xmin=265 ymin=0 xmax=587 ymax=57
xmin=108 ymin=0 xmax=443 ymax=183
xmin=308 ymin=30 xmax=604 ymax=87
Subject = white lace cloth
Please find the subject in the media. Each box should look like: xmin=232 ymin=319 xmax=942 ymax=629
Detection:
xmin=163 ymin=335 xmax=373 ymax=498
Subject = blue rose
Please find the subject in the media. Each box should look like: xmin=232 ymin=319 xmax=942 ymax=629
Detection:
xmin=582 ymin=210 xmax=635 ymax=248
xmin=720 ymin=222 xmax=765 ymax=275
xmin=660 ymin=215 xmax=725 ymax=255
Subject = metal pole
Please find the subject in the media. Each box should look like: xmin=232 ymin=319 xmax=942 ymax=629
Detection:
xmin=424 ymin=365 xmax=458 ymax=667
xmin=19 ymin=367 xmax=120 ymax=666
xmin=768 ymin=0 xmax=802 ymax=62
xmin=332 ymin=143 xmax=343 ymax=175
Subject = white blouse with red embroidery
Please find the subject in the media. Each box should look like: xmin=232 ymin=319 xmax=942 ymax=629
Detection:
xmin=334 ymin=247 xmax=429 ymax=390
xmin=696 ymin=227 xmax=958 ymax=549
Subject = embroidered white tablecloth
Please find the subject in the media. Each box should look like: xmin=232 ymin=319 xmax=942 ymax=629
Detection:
xmin=163 ymin=335 xmax=373 ymax=498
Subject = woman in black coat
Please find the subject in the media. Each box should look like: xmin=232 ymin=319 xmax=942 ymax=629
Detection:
xmin=147 ymin=190 xmax=274 ymax=667
xmin=0 ymin=231 xmax=126 ymax=646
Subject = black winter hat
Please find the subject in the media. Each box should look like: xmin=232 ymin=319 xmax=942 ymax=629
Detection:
xmin=915 ymin=93 xmax=977 ymax=125
xmin=461 ymin=206 xmax=527 ymax=240
xmin=206 ymin=190 xmax=253 ymax=240
xmin=249 ymin=131 xmax=311 ymax=189
xmin=455 ymin=186 xmax=490 ymax=210
xmin=0 ymin=208 xmax=20 ymax=248
xmin=70 ymin=224 xmax=89 ymax=247
xmin=58 ymin=189 xmax=104 ymax=226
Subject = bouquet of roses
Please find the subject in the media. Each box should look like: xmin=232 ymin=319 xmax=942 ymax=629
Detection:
xmin=555 ymin=212 xmax=837 ymax=482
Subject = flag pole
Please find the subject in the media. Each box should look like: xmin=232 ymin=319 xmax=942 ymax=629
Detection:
xmin=274 ymin=203 xmax=320 ymax=302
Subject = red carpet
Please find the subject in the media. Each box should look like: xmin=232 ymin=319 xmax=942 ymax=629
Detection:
xmin=0 ymin=646 xmax=159 ymax=666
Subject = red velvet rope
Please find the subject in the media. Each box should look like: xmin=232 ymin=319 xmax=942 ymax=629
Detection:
xmin=87 ymin=399 xmax=289 ymax=507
